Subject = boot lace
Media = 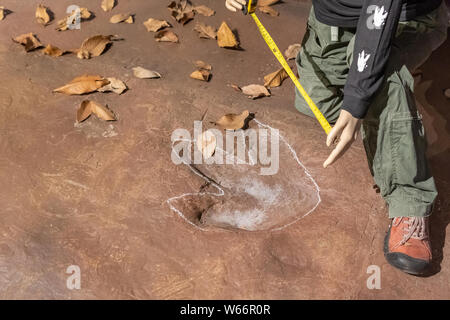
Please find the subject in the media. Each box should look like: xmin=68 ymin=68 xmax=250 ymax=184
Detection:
xmin=392 ymin=217 xmax=428 ymax=249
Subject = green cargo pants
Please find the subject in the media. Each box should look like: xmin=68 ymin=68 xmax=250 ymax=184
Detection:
xmin=295 ymin=3 xmax=448 ymax=218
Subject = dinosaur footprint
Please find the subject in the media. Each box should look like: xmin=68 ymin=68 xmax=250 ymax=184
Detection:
xmin=167 ymin=120 xmax=321 ymax=232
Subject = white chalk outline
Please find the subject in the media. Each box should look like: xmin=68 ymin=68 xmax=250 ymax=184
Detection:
xmin=166 ymin=119 xmax=321 ymax=232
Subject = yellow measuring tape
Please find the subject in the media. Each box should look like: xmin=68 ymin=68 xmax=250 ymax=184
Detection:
xmin=246 ymin=0 xmax=332 ymax=135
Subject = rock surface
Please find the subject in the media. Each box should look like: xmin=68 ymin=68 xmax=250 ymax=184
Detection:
xmin=0 ymin=0 xmax=449 ymax=299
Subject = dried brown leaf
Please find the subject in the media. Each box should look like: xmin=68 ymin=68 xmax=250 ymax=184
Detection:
xmin=194 ymin=5 xmax=215 ymax=17
xmin=12 ymin=33 xmax=43 ymax=52
xmin=133 ymin=67 xmax=161 ymax=79
xmin=77 ymin=100 xmax=116 ymax=122
xmin=168 ymin=0 xmax=194 ymax=24
xmin=56 ymin=8 xmax=91 ymax=31
xmin=143 ymin=18 xmax=171 ymax=32
xmin=194 ymin=22 xmax=217 ymax=39
xmin=0 ymin=6 xmax=11 ymax=21
xmin=56 ymin=21 xmax=67 ymax=31
xmin=53 ymin=75 xmax=109 ymax=95
xmin=230 ymin=84 xmax=241 ymax=92
xmin=195 ymin=61 xmax=212 ymax=71
xmin=79 ymin=7 xmax=91 ymax=19
xmin=70 ymin=75 xmax=106 ymax=83
xmin=77 ymin=100 xmax=94 ymax=122
xmin=168 ymin=1 xmax=177 ymax=10
xmin=178 ymin=10 xmax=194 ymax=25
xmin=215 ymin=110 xmax=250 ymax=130
xmin=169 ymin=0 xmax=193 ymax=12
xmin=264 ymin=68 xmax=288 ymax=88
xmin=101 ymin=0 xmax=115 ymax=12
xmin=98 ymin=77 xmax=127 ymax=94
xmin=197 ymin=130 xmax=216 ymax=159
xmin=217 ymin=22 xmax=239 ymax=48
xmin=42 ymin=44 xmax=65 ymax=57
xmin=76 ymin=35 xmax=114 ymax=59
xmin=190 ymin=69 xmax=211 ymax=82
xmin=110 ymin=13 xmax=133 ymax=24
xmin=36 ymin=4 xmax=51 ymax=25
xmin=241 ymin=84 xmax=271 ymax=99
xmin=92 ymin=103 xmax=116 ymax=121
xmin=155 ymin=30 xmax=179 ymax=43
xmin=285 ymin=43 xmax=301 ymax=60
xmin=258 ymin=6 xmax=279 ymax=17
xmin=180 ymin=0 xmax=194 ymax=12
xmin=257 ymin=0 xmax=280 ymax=7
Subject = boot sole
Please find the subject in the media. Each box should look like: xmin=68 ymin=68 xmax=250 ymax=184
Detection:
xmin=383 ymin=226 xmax=430 ymax=275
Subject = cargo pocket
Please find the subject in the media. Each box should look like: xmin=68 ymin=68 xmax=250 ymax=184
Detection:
xmin=297 ymin=24 xmax=322 ymax=67
xmin=387 ymin=68 xmax=431 ymax=200
xmin=390 ymin=111 xmax=428 ymax=187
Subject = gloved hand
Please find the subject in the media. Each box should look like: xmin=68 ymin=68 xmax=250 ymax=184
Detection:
xmin=225 ymin=0 xmax=247 ymax=12
xmin=323 ymin=109 xmax=362 ymax=168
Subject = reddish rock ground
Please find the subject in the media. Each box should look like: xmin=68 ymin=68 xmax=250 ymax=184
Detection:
xmin=0 ymin=0 xmax=449 ymax=299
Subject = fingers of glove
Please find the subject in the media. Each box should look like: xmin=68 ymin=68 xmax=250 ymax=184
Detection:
xmin=326 ymin=123 xmax=344 ymax=147
xmin=225 ymin=2 xmax=237 ymax=12
xmin=229 ymin=0 xmax=244 ymax=10
xmin=354 ymin=128 xmax=359 ymax=141
xmin=323 ymin=132 xmax=353 ymax=168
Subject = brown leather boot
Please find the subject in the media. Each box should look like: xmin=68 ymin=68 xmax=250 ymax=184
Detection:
xmin=384 ymin=217 xmax=431 ymax=275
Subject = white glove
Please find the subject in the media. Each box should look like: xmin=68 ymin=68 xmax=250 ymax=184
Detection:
xmin=225 ymin=0 xmax=247 ymax=12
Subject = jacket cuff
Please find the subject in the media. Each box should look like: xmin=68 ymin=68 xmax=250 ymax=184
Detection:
xmin=342 ymin=95 xmax=371 ymax=119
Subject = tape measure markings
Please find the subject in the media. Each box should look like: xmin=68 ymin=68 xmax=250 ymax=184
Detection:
xmin=248 ymin=10 xmax=332 ymax=135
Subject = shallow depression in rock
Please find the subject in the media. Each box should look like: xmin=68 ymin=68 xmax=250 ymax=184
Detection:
xmin=167 ymin=121 xmax=321 ymax=231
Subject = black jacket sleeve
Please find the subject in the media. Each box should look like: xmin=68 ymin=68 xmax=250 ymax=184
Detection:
xmin=342 ymin=0 xmax=403 ymax=119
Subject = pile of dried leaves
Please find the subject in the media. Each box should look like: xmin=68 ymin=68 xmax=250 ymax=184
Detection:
xmin=142 ymin=1 xmax=217 ymax=44
xmin=9 ymin=0 xmax=292 ymax=129
xmin=53 ymin=75 xmax=126 ymax=123
xmin=12 ymin=32 xmax=119 ymax=60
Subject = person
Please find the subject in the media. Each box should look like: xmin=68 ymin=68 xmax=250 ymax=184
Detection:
xmin=225 ymin=0 xmax=449 ymax=275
